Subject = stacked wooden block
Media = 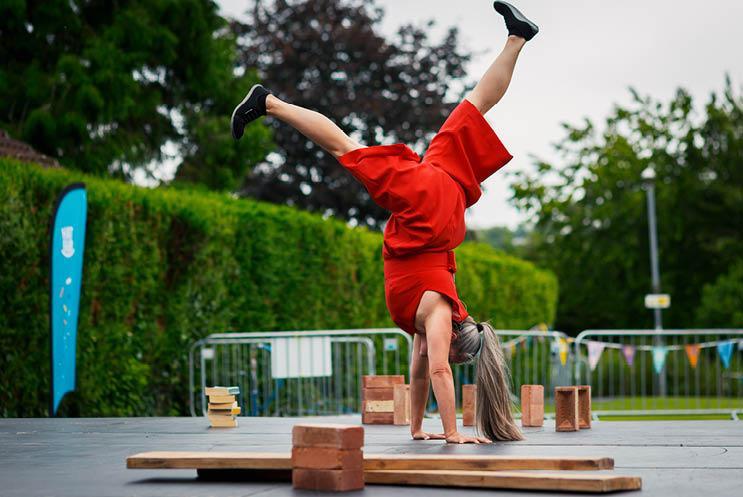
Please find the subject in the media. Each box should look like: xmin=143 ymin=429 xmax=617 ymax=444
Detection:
xmin=521 ymin=384 xmax=544 ymax=427
xmin=361 ymin=375 xmax=409 ymax=425
xmin=205 ymin=386 xmax=240 ymax=428
xmin=462 ymin=384 xmax=477 ymax=426
xmin=291 ymin=424 xmax=364 ymax=492
xmin=555 ymin=385 xmax=591 ymax=431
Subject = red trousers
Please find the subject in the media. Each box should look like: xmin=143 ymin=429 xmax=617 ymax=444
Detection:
xmin=338 ymin=99 xmax=512 ymax=334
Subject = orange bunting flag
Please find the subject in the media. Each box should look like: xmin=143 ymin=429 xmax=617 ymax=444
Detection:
xmin=685 ymin=344 xmax=701 ymax=369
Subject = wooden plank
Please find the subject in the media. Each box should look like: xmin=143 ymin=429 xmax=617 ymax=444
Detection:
xmin=127 ymin=451 xmax=614 ymax=472
xmin=555 ymin=386 xmax=580 ymax=432
xmin=364 ymin=469 xmax=641 ymax=493
xmin=362 ymin=375 xmax=404 ymax=389
xmin=521 ymin=384 xmax=544 ymax=427
xmin=362 ymin=387 xmax=394 ymax=401
xmin=361 ymin=410 xmax=394 ymax=424
xmin=577 ymin=385 xmax=592 ymax=429
xmin=207 ymin=394 xmax=236 ymax=404
xmin=462 ymin=384 xmax=477 ymax=427
xmin=365 ymin=400 xmax=394 ymax=412
xmin=204 ymin=386 xmax=240 ymax=396
xmin=393 ymin=384 xmax=410 ymax=425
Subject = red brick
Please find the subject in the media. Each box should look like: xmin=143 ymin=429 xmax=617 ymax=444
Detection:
xmin=292 ymin=424 xmax=364 ymax=449
xmin=462 ymin=384 xmax=477 ymax=427
xmin=292 ymin=468 xmax=364 ymax=491
xmin=291 ymin=447 xmax=363 ymax=470
xmin=521 ymin=384 xmax=544 ymax=427
xmin=577 ymin=385 xmax=591 ymax=429
xmin=555 ymin=386 xmax=579 ymax=432
xmin=362 ymin=375 xmax=404 ymax=389
xmin=393 ymin=384 xmax=410 ymax=425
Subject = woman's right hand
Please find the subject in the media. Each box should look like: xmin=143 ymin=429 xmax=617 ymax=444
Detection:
xmin=445 ymin=431 xmax=492 ymax=444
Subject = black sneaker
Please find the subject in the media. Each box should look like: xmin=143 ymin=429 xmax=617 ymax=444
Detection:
xmin=493 ymin=1 xmax=539 ymax=41
xmin=231 ymin=84 xmax=271 ymax=140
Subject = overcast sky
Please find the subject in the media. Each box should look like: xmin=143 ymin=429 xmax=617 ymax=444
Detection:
xmin=218 ymin=0 xmax=743 ymax=229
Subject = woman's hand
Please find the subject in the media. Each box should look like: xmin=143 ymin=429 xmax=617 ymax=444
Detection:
xmin=411 ymin=430 xmax=446 ymax=441
xmin=445 ymin=431 xmax=492 ymax=444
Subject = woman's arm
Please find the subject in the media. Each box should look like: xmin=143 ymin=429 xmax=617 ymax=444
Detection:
xmin=409 ymin=334 xmax=444 ymax=439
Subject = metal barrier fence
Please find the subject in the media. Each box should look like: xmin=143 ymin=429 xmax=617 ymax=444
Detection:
xmin=188 ymin=328 xmax=412 ymax=417
xmin=189 ymin=328 xmax=571 ymax=417
xmin=574 ymin=329 xmax=743 ymax=419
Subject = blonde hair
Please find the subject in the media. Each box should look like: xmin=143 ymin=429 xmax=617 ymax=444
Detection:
xmin=451 ymin=316 xmax=523 ymax=441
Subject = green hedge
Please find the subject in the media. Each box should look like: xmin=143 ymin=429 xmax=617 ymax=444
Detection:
xmin=0 ymin=159 xmax=557 ymax=417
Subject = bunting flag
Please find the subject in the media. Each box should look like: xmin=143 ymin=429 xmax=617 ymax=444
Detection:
xmin=524 ymin=336 xmax=532 ymax=349
xmin=738 ymin=341 xmax=743 ymax=351
xmin=718 ymin=341 xmax=734 ymax=369
xmin=622 ymin=345 xmax=636 ymax=366
xmin=506 ymin=343 xmax=515 ymax=360
xmin=558 ymin=338 xmax=569 ymax=366
xmin=652 ymin=347 xmax=668 ymax=374
xmin=587 ymin=341 xmax=605 ymax=371
xmin=685 ymin=344 xmax=701 ymax=369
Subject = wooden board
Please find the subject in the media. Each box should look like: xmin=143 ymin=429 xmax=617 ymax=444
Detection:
xmin=393 ymin=384 xmax=410 ymax=425
xmin=204 ymin=386 xmax=240 ymax=396
xmin=362 ymin=375 xmax=405 ymax=389
xmin=462 ymin=384 xmax=477 ymax=427
xmin=364 ymin=469 xmax=641 ymax=493
xmin=364 ymin=400 xmax=394 ymax=412
xmin=127 ymin=451 xmax=614 ymax=472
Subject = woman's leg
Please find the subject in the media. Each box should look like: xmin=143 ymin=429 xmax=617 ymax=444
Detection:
xmin=266 ymin=95 xmax=364 ymax=158
xmin=465 ymin=35 xmax=526 ymax=115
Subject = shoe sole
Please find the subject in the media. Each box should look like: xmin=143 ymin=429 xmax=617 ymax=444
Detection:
xmin=493 ymin=1 xmax=539 ymax=39
xmin=231 ymin=83 xmax=262 ymax=140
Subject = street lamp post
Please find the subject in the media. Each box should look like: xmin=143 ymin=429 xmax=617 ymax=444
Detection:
xmin=641 ymin=166 xmax=667 ymax=396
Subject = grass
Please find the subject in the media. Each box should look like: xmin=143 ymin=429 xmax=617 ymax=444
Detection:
xmin=537 ymin=396 xmax=742 ymax=421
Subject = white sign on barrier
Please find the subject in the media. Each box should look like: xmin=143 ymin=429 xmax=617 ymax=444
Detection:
xmin=645 ymin=294 xmax=671 ymax=309
xmin=270 ymin=336 xmax=333 ymax=378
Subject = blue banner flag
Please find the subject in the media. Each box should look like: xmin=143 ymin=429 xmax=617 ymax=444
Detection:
xmin=50 ymin=184 xmax=87 ymax=416
xmin=717 ymin=341 xmax=734 ymax=369
xmin=652 ymin=347 xmax=668 ymax=374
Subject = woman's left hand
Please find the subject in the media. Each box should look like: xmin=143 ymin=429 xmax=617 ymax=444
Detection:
xmin=411 ymin=430 xmax=446 ymax=440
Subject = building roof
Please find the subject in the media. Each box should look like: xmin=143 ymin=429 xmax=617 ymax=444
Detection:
xmin=0 ymin=129 xmax=60 ymax=168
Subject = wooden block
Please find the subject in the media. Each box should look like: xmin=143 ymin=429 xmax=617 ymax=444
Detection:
xmin=291 ymin=448 xmax=363 ymax=470
xmin=393 ymin=384 xmax=410 ymax=425
xmin=205 ymin=386 xmax=240 ymax=396
xmin=361 ymin=409 xmax=394 ymax=424
xmin=462 ymin=384 xmax=476 ymax=427
xmin=127 ymin=451 xmax=614 ymax=472
xmin=362 ymin=387 xmax=394 ymax=401
xmin=209 ymin=401 xmax=238 ymax=409
xmin=364 ymin=469 xmax=641 ymax=493
xmin=292 ymin=468 xmax=364 ymax=491
xmin=208 ymin=406 xmax=241 ymax=415
xmin=292 ymin=424 xmax=364 ymax=449
xmin=364 ymin=400 xmax=394 ymax=412
xmin=208 ymin=415 xmax=237 ymax=428
xmin=555 ymin=386 xmax=579 ymax=432
xmin=577 ymin=385 xmax=591 ymax=429
xmin=362 ymin=375 xmax=404 ymax=389
xmin=520 ymin=384 xmax=544 ymax=427
xmin=207 ymin=394 xmax=236 ymax=404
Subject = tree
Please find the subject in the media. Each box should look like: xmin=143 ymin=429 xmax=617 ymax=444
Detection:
xmin=511 ymin=79 xmax=743 ymax=333
xmin=0 ymin=0 xmax=271 ymax=187
xmin=232 ymin=0 xmax=472 ymax=228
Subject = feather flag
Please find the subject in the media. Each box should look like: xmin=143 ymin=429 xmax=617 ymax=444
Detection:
xmin=685 ymin=344 xmax=701 ymax=369
xmin=652 ymin=347 xmax=668 ymax=374
xmin=622 ymin=345 xmax=636 ymax=366
xmin=587 ymin=341 xmax=605 ymax=371
xmin=718 ymin=341 xmax=734 ymax=369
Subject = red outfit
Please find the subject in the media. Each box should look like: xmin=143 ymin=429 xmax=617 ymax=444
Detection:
xmin=338 ymin=99 xmax=512 ymax=334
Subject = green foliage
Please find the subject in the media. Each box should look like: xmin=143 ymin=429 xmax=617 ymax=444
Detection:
xmin=512 ymin=79 xmax=743 ymax=333
xmin=0 ymin=160 xmax=557 ymax=417
xmin=0 ymin=0 xmax=272 ymax=188
xmin=696 ymin=261 xmax=743 ymax=327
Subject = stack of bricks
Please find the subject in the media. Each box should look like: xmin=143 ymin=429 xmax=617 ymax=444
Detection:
xmin=291 ymin=424 xmax=364 ymax=492
xmin=361 ymin=375 xmax=406 ymax=425
xmin=555 ymin=385 xmax=591 ymax=432
xmin=520 ymin=384 xmax=544 ymax=427
xmin=205 ymin=386 xmax=240 ymax=428
xmin=462 ymin=384 xmax=477 ymax=427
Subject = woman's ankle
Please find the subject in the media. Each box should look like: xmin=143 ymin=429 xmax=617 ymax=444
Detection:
xmin=265 ymin=94 xmax=281 ymax=116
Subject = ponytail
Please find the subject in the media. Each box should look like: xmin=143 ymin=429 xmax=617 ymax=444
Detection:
xmin=475 ymin=322 xmax=523 ymax=441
